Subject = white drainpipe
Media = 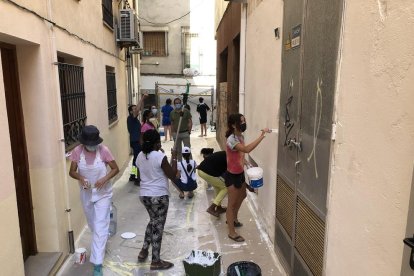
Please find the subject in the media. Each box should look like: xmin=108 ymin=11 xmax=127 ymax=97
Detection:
xmin=239 ymin=3 xmax=247 ymax=114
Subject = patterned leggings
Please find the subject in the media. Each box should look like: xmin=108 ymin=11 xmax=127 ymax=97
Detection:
xmin=140 ymin=196 xmax=169 ymax=262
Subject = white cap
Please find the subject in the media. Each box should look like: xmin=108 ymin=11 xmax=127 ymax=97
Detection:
xmin=182 ymin=146 xmax=191 ymax=154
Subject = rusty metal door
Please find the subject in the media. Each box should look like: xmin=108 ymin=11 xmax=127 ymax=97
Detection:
xmin=275 ymin=0 xmax=344 ymax=275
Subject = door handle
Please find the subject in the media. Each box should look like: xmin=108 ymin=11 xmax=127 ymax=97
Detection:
xmin=287 ymin=138 xmax=302 ymax=152
xmin=403 ymin=236 xmax=414 ymax=270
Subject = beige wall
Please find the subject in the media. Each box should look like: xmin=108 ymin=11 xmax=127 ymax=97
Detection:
xmin=325 ymin=1 xmax=414 ymax=275
xmin=0 ymin=48 xmax=25 ymax=275
xmin=139 ymin=0 xmax=190 ymax=75
xmin=0 ymin=0 xmax=130 ymax=269
xmin=214 ymin=0 xmax=228 ymax=32
xmin=244 ymin=0 xmax=283 ymax=243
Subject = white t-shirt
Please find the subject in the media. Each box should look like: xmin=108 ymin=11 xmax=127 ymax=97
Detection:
xmin=136 ymin=151 xmax=169 ymax=197
xmin=177 ymin=159 xmax=197 ymax=184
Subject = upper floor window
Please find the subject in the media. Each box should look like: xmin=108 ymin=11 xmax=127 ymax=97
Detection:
xmin=57 ymin=60 xmax=87 ymax=150
xmin=181 ymin=26 xmax=199 ymax=70
xmin=142 ymin=32 xmax=168 ymax=57
xmin=106 ymin=67 xmax=118 ymax=124
xmin=102 ymin=0 xmax=113 ymax=28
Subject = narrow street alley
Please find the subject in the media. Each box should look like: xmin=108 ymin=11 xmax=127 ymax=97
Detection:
xmin=57 ymin=133 xmax=286 ymax=276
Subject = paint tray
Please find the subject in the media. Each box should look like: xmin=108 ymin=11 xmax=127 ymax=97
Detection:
xmin=183 ymin=250 xmax=221 ymax=276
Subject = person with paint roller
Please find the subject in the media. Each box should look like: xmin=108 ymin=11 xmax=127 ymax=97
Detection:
xmin=224 ymin=114 xmax=269 ymax=243
xmin=68 ymin=125 xmax=120 ymax=276
xmin=170 ymin=89 xmax=192 ymax=161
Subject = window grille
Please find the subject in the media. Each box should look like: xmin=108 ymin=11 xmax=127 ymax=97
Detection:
xmin=142 ymin=32 xmax=167 ymax=56
xmin=181 ymin=27 xmax=199 ymax=70
xmin=58 ymin=63 xmax=87 ymax=150
xmin=106 ymin=71 xmax=118 ymax=124
xmin=102 ymin=0 xmax=113 ymax=28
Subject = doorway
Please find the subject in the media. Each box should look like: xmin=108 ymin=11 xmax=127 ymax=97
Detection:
xmin=1 ymin=43 xmax=37 ymax=260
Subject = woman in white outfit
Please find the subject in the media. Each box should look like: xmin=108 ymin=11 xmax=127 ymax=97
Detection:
xmin=69 ymin=125 xmax=119 ymax=276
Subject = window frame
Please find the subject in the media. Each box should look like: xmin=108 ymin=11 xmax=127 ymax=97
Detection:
xmin=106 ymin=67 xmax=118 ymax=125
xmin=142 ymin=31 xmax=168 ymax=57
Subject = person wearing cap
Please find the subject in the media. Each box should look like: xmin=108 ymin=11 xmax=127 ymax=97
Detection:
xmin=174 ymin=146 xmax=197 ymax=199
xmin=196 ymin=97 xmax=210 ymax=137
xmin=170 ymin=97 xmax=192 ymax=161
xmin=69 ymin=125 xmax=120 ymax=276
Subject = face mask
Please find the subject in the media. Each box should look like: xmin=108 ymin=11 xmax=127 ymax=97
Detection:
xmin=240 ymin=123 xmax=247 ymax=132
xmin=85 ymin=145 xmax=98 ymax=152
xmin=151 ymin=108 xmax=157 ymax=115
xmin=175 ymin=104 xmax=182 ymax=109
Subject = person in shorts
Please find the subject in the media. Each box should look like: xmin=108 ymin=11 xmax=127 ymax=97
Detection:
xmin=196 ymin=97 xmax=210 ymax=137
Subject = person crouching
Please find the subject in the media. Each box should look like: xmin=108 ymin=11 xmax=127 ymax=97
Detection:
xmin=175 ymin=146 xmax=197 ymax=199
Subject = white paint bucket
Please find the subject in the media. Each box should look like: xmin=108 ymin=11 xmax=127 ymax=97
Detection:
xmin=74 ymin=248 xmax=87 ymax=264
xmin=246 ymin=167 xmax=264 ymax=188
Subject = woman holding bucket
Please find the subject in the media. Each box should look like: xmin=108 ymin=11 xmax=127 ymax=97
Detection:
xmin=69 ymin=125 xmax=120 ymax=276
xmin=225 ymin=114 xmax=269 ymax=242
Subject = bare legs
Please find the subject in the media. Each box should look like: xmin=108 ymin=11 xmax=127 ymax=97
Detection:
xmin=226 ymin=183 xmax=247 ymax=239
xmin=164 ymin=125 xmax=172 ymax=141
xmin=199 ymin=123 xmax=207 ymax=137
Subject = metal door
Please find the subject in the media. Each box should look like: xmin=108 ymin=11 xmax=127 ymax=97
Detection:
xmin=275 ymin=0 xmax=344 ymax=275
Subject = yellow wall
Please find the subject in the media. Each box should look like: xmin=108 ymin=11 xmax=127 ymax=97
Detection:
xmin=0 ymin=48 xmax=25 ymax=275
xmin=325 ymin=1 xmax=414 ymax=275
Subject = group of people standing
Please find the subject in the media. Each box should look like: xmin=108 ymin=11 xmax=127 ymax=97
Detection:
xmin=68 ymin=92 xmax=268 ymax=274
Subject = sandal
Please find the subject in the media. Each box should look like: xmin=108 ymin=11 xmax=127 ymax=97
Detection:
xmin=228 ymin=234 xmax=245 ymax=242
xmin=137 ymin=249 xmax=148 ymax=262
xmin=179 ymin=193 xmax=184 ymax=199
xmin=150 ymin=260 xmax=174 ymax=270
xmin=216 ymin=205 xmax=227 ymax=214
xmin=187 ymin=191 xmax=194 ymax=198
xmin=226 ymin=220 xmax=243 ymax=227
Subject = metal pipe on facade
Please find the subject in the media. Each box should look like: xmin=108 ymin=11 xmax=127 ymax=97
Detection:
xmin=239 ymin=3 xmax=247 ymax=114
xmin=126 ymin=49 xmax=133 ymax=105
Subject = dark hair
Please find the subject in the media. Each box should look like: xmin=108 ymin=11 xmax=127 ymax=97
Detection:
xmin=182 ymin=153 xmax=193 ymax=172
xmin=200 ymin=148 xmax=214 ymax=155
xmin=128 ymin=104 xmax=136 ymax=115
xmin=142 ymin=109 xmax=151 ymax=124
xmin=166 ymin=98 xmax=172 ymax=105
xmin=174 ymin=97 xmax=181 ymax=104
xmin=199 ymin=97 xmax=204 ymax=103
xmin=142 ymin=129 xmax=161 ymax=158
xmin=225 ymin=113 xmax=244 ymax=138
xmin=185 ymin=104 xmax=191 ymax=111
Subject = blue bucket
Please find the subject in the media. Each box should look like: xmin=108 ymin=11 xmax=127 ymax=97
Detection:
xmin=159 ymin=127 xmax=165 ymax=136
xmin=246 ymin=167 xmax=263 ymax=188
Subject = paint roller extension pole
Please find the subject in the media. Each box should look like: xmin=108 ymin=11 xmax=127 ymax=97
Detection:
xmin=173 ymin=83 xmax=191 ymax=152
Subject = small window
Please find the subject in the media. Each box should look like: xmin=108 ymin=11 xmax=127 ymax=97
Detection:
xmin=106 ymin=67 xmax=118 ymax=124
xmin=181 ymin=26 xmax=199 ymax=70
xmin=102 ymin=0 xmax=113 ymax=28
xmin=142 ymin=32 xmax=168 ymax=57
xmin=58 ymin=61 xmax=87 ymax=150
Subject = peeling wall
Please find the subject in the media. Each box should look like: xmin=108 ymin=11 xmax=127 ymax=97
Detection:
xmin=325 ymin=1 xmax=414 ymax=275
xmin=244 ymin=0 xmax=284 ymax=243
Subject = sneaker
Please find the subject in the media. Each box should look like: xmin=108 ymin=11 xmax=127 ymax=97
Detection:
xmin=150 ymin=260 xmax=174 ymax=270
xmin=93 ymin=264 xmax=103 ymax=276
xmin=216 ymin=205 xmax=227 ymax=214
xmin=206 ymin=204 xmax=220 ymax=218
xmin=129 ymin=175 xmax=136 ymax=182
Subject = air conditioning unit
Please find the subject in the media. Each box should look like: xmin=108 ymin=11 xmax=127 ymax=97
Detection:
xmin=129 ymin=32 xmax=143 ymax=54
xmin=117 ymin=9 xmax=140 ymax=47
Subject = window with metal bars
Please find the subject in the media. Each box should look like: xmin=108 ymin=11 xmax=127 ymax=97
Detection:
xmin=142 ymin=32 xmax=167 ymax=57
xmin=181 ymin=26 xmax=199 ymax=70
xmin=102 ymin=0 xmax=113 ymax=28
xmin=58 ymin=63 xmax=87 ymax=150
xmin=106 ymin=69 xmax=118 ymax=124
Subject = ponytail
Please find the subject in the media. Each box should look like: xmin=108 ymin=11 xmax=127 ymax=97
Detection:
xmin=141 ymin=129 xmax=161 ymax=159
xmin=225 ymin=113 xmax=243 ymax=138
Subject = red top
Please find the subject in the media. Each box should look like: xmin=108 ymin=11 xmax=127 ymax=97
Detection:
xmin=226 ymin=134 xmax=245 ymax=174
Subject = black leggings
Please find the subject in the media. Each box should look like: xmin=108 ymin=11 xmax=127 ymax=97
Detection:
xmin=140 ymin=196 xmax=169 ymax=262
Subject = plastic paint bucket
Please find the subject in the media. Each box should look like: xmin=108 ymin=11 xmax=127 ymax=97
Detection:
xmin=246 ymin=167 xmax=264 ymax=188
xmin=74 ymin=248 xmax=87 ymax=264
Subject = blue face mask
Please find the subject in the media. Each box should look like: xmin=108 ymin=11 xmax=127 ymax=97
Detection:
xmin=175 ymin=104 xmax=182 ymax=109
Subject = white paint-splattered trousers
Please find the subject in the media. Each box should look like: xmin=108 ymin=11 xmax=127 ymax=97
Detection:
xmin=81 ymin=195 xmax=111 ymax=265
